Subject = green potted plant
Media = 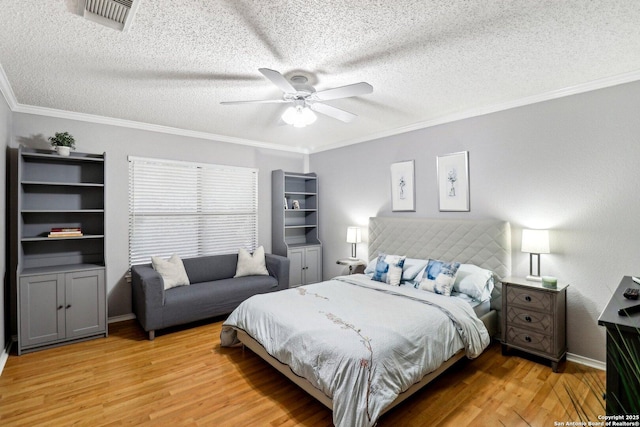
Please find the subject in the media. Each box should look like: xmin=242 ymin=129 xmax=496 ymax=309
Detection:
xmin=48 ymin=132 xmax=76 ymax=156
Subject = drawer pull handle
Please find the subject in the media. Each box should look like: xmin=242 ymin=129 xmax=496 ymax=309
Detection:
xmin=525 ymin=315 xmax=532 ymax=322
xmin=66 ymin=304 xmax=71 ymax=309
xmin=525 ymin=296 xmax=532 ymax=302
xmin=525 ymin=336 xmax=532 ymax=342
xmin=57 ymin=305 xmax=63 ymax=310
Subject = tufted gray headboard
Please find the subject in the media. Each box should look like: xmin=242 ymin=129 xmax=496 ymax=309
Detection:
xmin=368 ymin=217 xmax=512 ymax=281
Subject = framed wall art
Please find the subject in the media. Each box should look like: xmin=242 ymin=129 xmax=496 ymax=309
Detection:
xmin=437 ymin=151 xmax=469 ymax=212
xmin=390 ymin=160 xmax=415 ymax=212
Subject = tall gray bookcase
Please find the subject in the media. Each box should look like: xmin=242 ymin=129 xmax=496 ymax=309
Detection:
xmin=14 ymin=146 xmax=107 ymax=354
xmin=272 ymin=170 xmax=322 ymax=287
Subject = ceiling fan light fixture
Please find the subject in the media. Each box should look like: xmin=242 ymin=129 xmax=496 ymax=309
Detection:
xmin=282 ymin=105 xmax=317 ymax=128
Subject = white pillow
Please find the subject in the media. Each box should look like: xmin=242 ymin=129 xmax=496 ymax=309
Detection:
xmin=234 ymin=246 xmax=269 ymax=277
xmin=454 ymin=264 xmax=494 ymax=301
xmin=401 ymin=258 xmax=429 ymax=282
xmin=364 ymin=258 xmax=377 ymax=274
xmin=151 ymin=254 xmax=190 ymax=290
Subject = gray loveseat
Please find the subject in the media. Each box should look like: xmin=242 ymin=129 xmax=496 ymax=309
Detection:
xmin=131 ymin=253 xmax=290 ymax=340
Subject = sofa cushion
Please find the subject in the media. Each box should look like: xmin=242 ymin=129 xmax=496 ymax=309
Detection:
xmin=234 ymin=246 xmax=269 ymax=277
xmin=182 ymin=254 xmax=239 ymax=284
xmin=162 ymin=276 xmax=279 ymax=325
xmin=151 ymin=254 xmax=190 ymax=289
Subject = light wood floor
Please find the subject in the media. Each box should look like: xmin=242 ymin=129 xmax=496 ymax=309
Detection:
xmin=0 ymin=319 xmax=606 ymax=426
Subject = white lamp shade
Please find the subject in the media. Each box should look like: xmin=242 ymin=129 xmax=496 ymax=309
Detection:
xmin=282 ymin=105 xmax=317 ymax=128
xmin=346 ymin=227 xmax=362 ymax=244
xmin=521 ymin=229 xmax=550 ymax=254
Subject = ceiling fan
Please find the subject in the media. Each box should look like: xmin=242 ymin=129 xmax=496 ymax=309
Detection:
xmin=221 ymin=68 xmax=373 ymax=127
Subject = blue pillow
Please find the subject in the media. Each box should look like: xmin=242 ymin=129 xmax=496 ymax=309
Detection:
xmin=417 ymin=259 xmax=461 ymax=296
xmin=371 ymin=254 xmax=406 ymax=286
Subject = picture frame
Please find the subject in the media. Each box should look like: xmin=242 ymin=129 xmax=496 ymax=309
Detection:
xmin=437 ymin=151 xmax=469 ymax=212
xmin=390 ymin=160 xmax=415 ymax=212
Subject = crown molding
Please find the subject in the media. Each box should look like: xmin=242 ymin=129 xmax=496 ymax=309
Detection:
xmin=12 ymin=103 xmax=308 ymax=154
xmin=0 ymin=65 xmax=307 ymax=154
xmin=2 ymin=61 xmax=638 ymax=155
xmin=311 ymin=69 xmax=640 ymax=153
xmin=0 ymin=63 xmax=18 ymax=110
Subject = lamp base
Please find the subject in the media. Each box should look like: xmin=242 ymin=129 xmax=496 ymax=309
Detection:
xmin=526 ymin=275 xmax=543 ymax=282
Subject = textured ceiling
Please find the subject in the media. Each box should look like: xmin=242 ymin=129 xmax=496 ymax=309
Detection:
xmin=1 ymin=1 xmax=640 ymax=153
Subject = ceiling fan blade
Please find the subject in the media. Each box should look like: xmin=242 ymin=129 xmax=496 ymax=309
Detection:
xmin=309 ymin=102 xmax=357 ymax=123
xmin=258 ymin=68 xmax=297 ymax=94
xmin=312 ymin=82 xmax=373 ymax=101
xmin=221 ymin=99 xmax=289 ymax=105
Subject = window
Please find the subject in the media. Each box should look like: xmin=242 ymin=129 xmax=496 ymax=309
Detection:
xmin=128 ymin=156 xmax=258 ymax=266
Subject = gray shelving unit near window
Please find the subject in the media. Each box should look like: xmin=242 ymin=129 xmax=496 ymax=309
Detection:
xmin=14 ymin=146 xmax=107 ymax=354
xmin=272 ymin=170 xmax=322 ymax=286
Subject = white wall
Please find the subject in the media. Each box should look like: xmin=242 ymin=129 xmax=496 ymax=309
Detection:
xmin=310 ymin=80 xmax=640 ymax=363
xmin=9 ymin=114 xmax=306 ymax=318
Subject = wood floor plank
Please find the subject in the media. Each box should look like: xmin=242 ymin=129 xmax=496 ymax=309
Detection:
xmin=0 ymin=319 xmax=606 ymax=426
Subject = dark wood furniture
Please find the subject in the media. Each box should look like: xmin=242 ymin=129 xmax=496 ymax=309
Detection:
xmin=501 ymin=276 xmax=568 ymax=372
xmin=598 ymin=276 xmax=640 ymax=415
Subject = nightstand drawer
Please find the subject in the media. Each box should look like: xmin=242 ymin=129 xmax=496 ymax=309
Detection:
xmin=505 ymin=326 xmax=552 ymax=354
xmin=506 ymin=306 xmax=553 ymax=334
xmin=506 ymin=286 xmax=552 ymax=312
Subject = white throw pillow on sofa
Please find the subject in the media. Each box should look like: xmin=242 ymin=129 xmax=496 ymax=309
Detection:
xmin=234 ymin=246 xmax=269 ymax=277
xmin=151 ymin=254 xmax=190 ymax=290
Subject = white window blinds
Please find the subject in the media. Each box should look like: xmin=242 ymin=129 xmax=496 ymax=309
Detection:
xmin=128 ymin=156 xmax=258 ymax=266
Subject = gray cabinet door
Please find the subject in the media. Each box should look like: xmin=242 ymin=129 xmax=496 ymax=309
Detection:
xmin=288 ymin=248 xmax=304 ymax=287
xmin=288 ymin=246 xmax=322 ymax=286
xmin=19 ymin=274 xmax=65 ymax=347
xmin=65 ymin=269 xmax=106 ymax=338
xmin=304 ymin=246 xmax=322 ymax=284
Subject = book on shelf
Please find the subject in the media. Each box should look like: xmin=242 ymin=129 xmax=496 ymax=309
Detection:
xmin=48 ymin=227 xmax=83 ymax=238
xmin=50 ymin=227 xmax=82 ymax=232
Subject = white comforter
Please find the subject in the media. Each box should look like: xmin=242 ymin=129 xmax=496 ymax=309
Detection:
xmin=220 ymin=274 xmax=490 ymax=427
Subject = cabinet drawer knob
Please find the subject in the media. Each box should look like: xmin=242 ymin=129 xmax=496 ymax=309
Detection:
xmin=525 ymin=336 xmax=532 ymax=342
xmin=525 ymin=296 xmax=532 ymax=302
xmin=525 ymin=315 xmax=532 ymax=322
xmin=57 ymin=305 xmax=63 ymax=310
xmin=66 ymin=304 xmax=71 ymax=309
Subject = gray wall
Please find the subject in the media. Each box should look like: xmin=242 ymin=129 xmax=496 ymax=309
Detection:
xmin=310 ymin=80 xmax=640 ymax=363
xmin=0 ymin=94 xmax=10 ymax=352
xmin=4 ymin=80 xmax=639 ymax=363
xmin=9 ymin=114 xmax=306 ymax=318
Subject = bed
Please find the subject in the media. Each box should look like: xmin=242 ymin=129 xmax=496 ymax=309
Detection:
xmin=220 ymin=217 xmax=511 ymax=427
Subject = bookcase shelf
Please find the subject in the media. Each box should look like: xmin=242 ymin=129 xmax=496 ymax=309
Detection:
xmin=272 ymin=170 xmax=322 ymax=287
xmin=12 ymin=146 xmax=108 ymax=355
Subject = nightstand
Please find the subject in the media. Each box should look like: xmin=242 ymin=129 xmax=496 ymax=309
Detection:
xmin=501 ymin=276 xmax=568 ymax=372
xmin=336 ymin=258 xmax=366 ymax=274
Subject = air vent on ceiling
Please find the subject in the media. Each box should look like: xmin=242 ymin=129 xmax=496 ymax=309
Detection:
xmin=80 ymin=0 xmax=139 ymax=32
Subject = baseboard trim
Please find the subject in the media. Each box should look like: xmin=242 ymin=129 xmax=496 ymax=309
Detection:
xmin=0 ymin=339 xmax=13 ymax=377
xmin=567 ymin=352 xmax=605 ymax=371
xmin=108 ymin=313 xmax=136 ymax=324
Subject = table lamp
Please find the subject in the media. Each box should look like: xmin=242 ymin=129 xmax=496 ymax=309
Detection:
xmin=346 ymin=227 xmax=362 ymax=259
xmin=521 ymin=229 xmax=550 ymax=281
